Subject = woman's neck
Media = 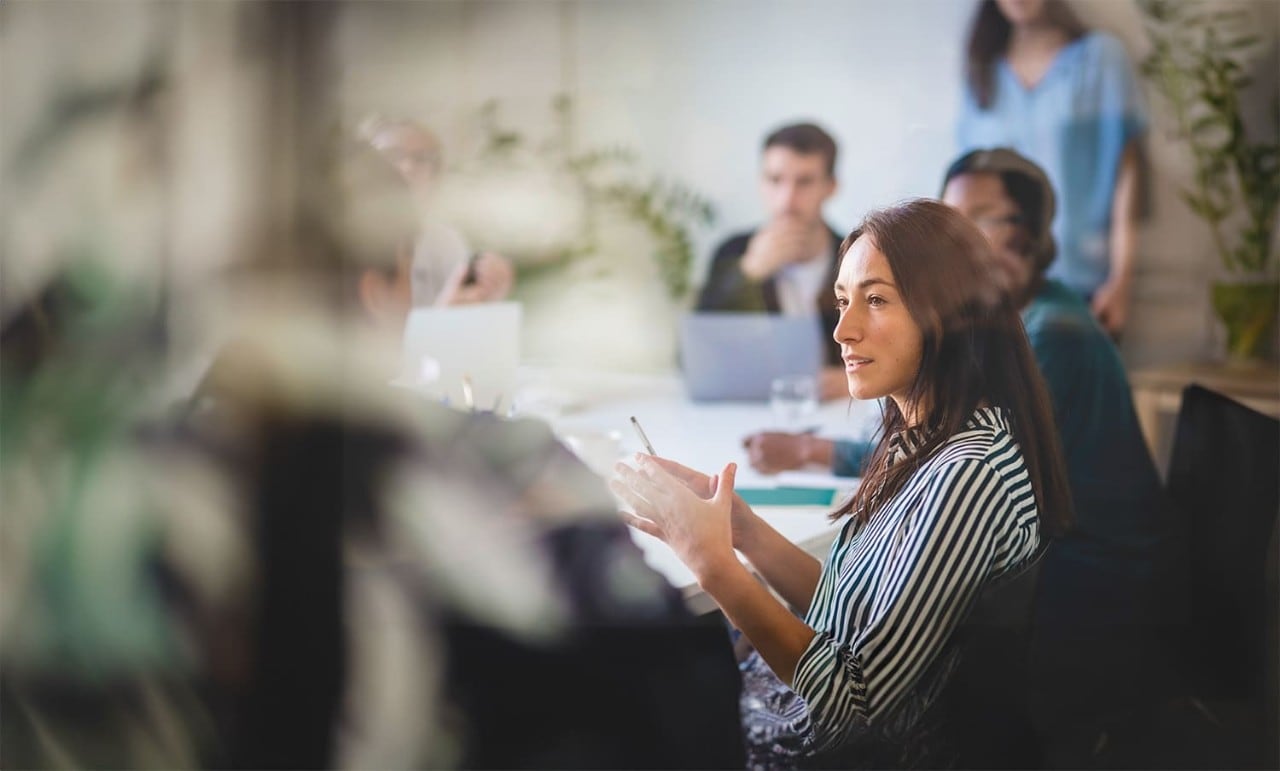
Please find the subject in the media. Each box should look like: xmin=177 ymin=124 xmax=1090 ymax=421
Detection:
xmin=1007 ymin=22 xmax=1070 ymax=57
xmin=892 ymin=395 xmax=926 ymax=429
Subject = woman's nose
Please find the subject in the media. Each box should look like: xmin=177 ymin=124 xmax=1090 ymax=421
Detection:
xmin=833 ymin=309 xmax=861 ymax=344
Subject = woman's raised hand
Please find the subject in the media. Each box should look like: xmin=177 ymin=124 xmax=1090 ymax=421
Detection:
xmin=610 ymin=456 xmax=740 ymax=581
xmin=637 ymin=454 xmax=759 ymax=548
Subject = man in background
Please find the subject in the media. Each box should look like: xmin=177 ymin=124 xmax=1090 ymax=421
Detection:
xmin=696 ymin=122 xmax=845 ymax=399
xmin=362 ymin=117 xmax=514 ymax=308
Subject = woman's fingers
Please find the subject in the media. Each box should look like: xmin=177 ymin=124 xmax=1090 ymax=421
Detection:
xmin=647 ymin=455 xmax=711 ymax=492
xmin=608 ymin=475 xmax=654 ymax=516
xmin=610 ymin=463 xmax=678 ymax=520
xmin=713 ymin=462 xmax=738 ymax=507
xmin=619 ymin=511 xmax=663 ymax=539
xmin=641 ymin=454 xmax=715 ymax=497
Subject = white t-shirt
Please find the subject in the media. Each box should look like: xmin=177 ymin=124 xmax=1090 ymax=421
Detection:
xmin=774 ymin=249 xmax=832 ymax=316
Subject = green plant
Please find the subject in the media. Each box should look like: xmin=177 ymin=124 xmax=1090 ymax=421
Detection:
xmin=469 ymin=95 xmax=716 ymax=298
xmin=1138 ymin=0 xmax=1280 ymax=276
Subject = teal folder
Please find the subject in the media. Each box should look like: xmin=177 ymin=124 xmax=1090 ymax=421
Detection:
xmin=737 ymin=487 xmax=838 ymax=507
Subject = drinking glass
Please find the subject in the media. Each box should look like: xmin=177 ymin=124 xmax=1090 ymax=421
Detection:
xmin=770 ymin=374 xmax=818 ymax=429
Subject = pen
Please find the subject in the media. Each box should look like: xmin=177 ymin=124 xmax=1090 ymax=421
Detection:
xmin=629 ymin=416 xmax=657 ymax=455
xmin=463 ymin=252 xmax=480 ymax=285
xmin=461 ymin=374 xmax=475 ymax=411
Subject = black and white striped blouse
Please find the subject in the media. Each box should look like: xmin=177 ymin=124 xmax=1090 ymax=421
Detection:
xmin=791 ymin=406 xmax=1040 ymax=754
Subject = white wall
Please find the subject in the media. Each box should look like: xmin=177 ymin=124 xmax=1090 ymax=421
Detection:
xmin=10 ymin=0 xmax=1268 ymax=372
xmin=336 ymin=0 xmax=970 ymax=273
xmin=332 ymin=0 xmax=1280 ymax=370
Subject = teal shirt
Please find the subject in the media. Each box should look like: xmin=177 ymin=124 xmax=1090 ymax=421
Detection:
xmin=834 ymin=279 xmax=1165 ymax=549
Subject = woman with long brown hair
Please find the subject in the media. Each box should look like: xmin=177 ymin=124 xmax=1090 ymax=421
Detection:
xmin=959 ymin=0 xmax=1146 ymax=337
xmin=611 ymin=198 xmax=1071 ymax=767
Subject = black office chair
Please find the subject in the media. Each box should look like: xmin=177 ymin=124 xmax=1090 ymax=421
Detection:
xmin=941 ymin=552 xmax=1045 ymax=769
xmin=801 ymin=553 xmax=1045 ymax=770
xmin=1087 ymin=384 xmax=1280 ymax=769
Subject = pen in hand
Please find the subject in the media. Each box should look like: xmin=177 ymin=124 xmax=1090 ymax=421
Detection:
xmin=629 ymin=416 xmax=657 ymax=455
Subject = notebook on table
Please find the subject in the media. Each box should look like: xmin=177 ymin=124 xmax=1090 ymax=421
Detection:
xmin=398 ymin=301 xmax=521 ymax=409
xmin=678 ymin=312 xmax=824 ymax=402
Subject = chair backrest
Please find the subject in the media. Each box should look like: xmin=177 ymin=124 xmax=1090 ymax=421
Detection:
xmin=940 ymin=553 xmax=1045 ymax=769
xmin=1166 ymin=384 xmax=1280 ymax=703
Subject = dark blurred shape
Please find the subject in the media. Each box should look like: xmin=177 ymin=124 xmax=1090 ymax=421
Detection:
xmin=1058 ymin=385 xmax=1279 ymax=769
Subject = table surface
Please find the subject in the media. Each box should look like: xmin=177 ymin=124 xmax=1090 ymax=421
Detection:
xmin=516 ymin=366 xmax=879 ymax=609
xmin=1129 ymin=360 xmax=1280 ymax=399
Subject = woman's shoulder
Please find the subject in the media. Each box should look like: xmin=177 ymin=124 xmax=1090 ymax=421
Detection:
xmin=935 ymin=407 xmax=1015 ymax=460
xmin=1077 ymin=30 xmax=1135 ymax=69
xmin=900 ymin=412 xmax=1018 ymax=489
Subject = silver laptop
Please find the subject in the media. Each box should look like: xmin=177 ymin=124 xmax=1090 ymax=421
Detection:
xmin=679 ymin=312 xmax=825 ymax=401
xmin=399 ymin=302 xmax=520 ymax=409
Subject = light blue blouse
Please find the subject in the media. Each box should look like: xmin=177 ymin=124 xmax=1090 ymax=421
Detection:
xmin=956 ymin=32 xmax=1148 ymax=297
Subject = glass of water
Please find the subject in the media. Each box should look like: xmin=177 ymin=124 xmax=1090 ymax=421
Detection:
xmin=770 ymin=374 xmax=818 ymax=429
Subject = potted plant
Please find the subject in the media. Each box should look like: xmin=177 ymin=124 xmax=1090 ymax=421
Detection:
xmin=434 ymin=95 xmax=716 ymax=370
xmin=1138 ymin=0 xmax=1280 ymax=363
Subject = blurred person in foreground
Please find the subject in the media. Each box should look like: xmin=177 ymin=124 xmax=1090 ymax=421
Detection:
xmin=614 ymin=198 xmax=1072 ymax=768
xmin=187 ymin=144 xmax=746 ymax=768
xmin=744 ymin=148 xmax=1176 ymax=740
xmin=360 ymin=116 xmax=514 ymax=308
xmin=0 ymin=144 xmax=744 ymax=769
xmin=696 ymin=121 xmax=847 ymax=399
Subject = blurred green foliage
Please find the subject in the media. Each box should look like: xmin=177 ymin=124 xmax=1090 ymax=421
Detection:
xmin=1139 ymin=0 xmax=1280 ymax=276
xmin=471 ymin=94 xmax=716 ymax=299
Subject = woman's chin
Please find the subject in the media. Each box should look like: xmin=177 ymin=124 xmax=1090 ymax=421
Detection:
xmin=845 ymin=377 xmax=879 ymax=402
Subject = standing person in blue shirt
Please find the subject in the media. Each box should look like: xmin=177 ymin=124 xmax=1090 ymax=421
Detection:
xmin=744 ymin=148 xmax=1176 ymax=742
xmin=958 ymin=0 xmax=1147 ymax=336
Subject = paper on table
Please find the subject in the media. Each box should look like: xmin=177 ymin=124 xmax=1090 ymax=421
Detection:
xmin=776 ymin=470 xmax=861 ymax=489
xmin=738 ymin=487 xmax=839 ymax=506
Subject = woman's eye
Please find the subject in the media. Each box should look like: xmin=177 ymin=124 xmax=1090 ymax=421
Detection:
xmin=834 ymin=297 xmax=849 ymax=310
xmin=867 ymin=295 xmax=886 ymax=307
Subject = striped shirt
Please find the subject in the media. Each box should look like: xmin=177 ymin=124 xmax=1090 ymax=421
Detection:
xmin=777 ymin=407 xmax=1040 ymax=758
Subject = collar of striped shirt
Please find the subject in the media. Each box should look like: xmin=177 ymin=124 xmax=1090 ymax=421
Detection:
xmin=886 ymin=406 xmax=1011 ymax=462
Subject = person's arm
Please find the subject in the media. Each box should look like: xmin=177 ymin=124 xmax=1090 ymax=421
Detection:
xmin=830 ymin=438 xmax=873 ymax=478
xmin=731 ymin=506 xmax=824 ymax=614
xmin=740 ymin=433 xmax=872 ymax=478
xmin=696 ymin=235 xmax=768 ymax=312
xmin=699 ymin=552 xmax=820 ymax=686
xmin=741 ymin=432 xmax=833 ymax=474
xmin=1091 ymin=140 xmax=1141 ymax=335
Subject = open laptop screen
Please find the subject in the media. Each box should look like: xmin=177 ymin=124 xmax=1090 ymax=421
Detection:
xmin=399 ymin=302 xmax=520 ymax=409
xmin=678 ymin=312 xmax=824 ymax=402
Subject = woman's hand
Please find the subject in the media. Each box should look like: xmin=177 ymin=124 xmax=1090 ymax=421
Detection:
xmin=437 ymin=252 xmax=515 ymax=305
xmin=636 ymin=454 xmax=761 ymax=550
xmin=1090 ymin=273 xmax=1130 ymax=337
xmin=741 ymin=432 xmax=835 ymax=474
xmin=610 ymin=456 xmax=740 ymax=582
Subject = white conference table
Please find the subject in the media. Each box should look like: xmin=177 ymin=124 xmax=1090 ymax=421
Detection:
xmin=516 ymin=366 xmax=879 ymax=613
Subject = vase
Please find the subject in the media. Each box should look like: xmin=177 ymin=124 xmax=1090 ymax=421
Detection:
xmin=1211 ymin=278 xmax=1280 ymax=364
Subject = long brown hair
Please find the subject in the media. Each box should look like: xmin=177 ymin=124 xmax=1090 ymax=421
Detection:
xmin=832 ymin=200 xmax=1072 ymax=538
xmin=965 ymin=0 xmax=1086 ymax=109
